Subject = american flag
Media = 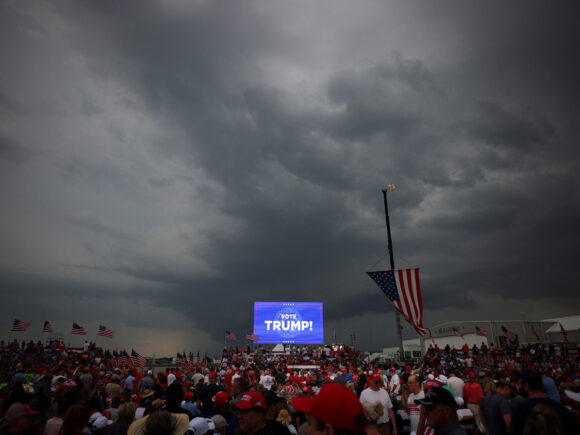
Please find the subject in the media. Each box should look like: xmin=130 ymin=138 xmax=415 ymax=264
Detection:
xmin=387 ymin=183 xmax=396 ymax=191
xmin=225 ymin=330 xmax=237 ymax=341
xmin=501 ymin=325 xmax=516 ymax=342
xmin=71 ymin=322 xmax=87 ymax=335
xmin=452 ymin=327 xmax=464 ymax=338
xmin=352 ymin=333 xmax=357 ymax=349
xmin=43 ymin=321 xmax=53 ymax=333
xmin=475 ymin=326 xmax=487 ymax=337
xmin=245 ymin=333 xmax=259 ymax=342
xmin=560 ymin=323 xmax=568 ymax=342
xmin=367 ymin=269 xmax=428 ymax=336
xmin=97 ymin=325 xmax=114 ymax=338
xmin=131 ymin=349 xmax=146 ymax=368
xmin=11 ymin=319 xmax=31 ymax=332
xmin=109 ymin=350 xmax=118 ymax=367
xmin=118 ymin=350 xmax=130 ymax=368
xmin=531 ymin=325 xmax=542 ymax=342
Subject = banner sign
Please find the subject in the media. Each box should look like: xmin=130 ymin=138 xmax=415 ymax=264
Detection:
xmin=253 ymin=302 xmax=324 ymax=344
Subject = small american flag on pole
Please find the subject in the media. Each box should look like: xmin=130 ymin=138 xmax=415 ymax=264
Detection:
xmin=43 ymin=321 xmax=53 ymax=333
xmin=452 ymin=327 xmax=464 ymax=338
xmin=501 ymin=325 xmax=516 ymax=342
xmin=367 ymin=268 xmax=428 ymax=336
xmin=118 ymin=350 xmax=130 ymax=368
xmin=475 ymin=326 xmax=487 ymax=337
xmin=72 ymin=323 xmax=87 ymax=335
xmin=352 ymin=333 xmax=357 ymax=349
xmin=387 ymin=183 xmax=396 ymax=191
xmin=131 ymin=349 xmax=146 ymax=368
xmin=225 ymin=330 xmax=237 ymax=341
xmin=245 ymin=333 xmax=259 ymax=342
xmin=97 ymin=325 xmax=114 ymax=338
xmin=12 ymin=319 xmax=31 ymax=332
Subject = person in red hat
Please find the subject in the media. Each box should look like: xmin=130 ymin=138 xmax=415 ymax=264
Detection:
xmin=359 ymin=373 xmax=396 ymax=435
xmin=233 ymin=391 xmax=273 ymax=435
xmin=292 ymin=383 xmax=367 ymax=435
xmin=463 ymin=371 xmax=484 ymax=426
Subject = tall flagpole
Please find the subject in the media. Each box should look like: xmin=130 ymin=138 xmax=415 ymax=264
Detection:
xmin=382 ymin=188 xmax=405 ymax=363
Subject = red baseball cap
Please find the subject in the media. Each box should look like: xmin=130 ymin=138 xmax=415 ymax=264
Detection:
xmin=370 ymin=372 xmax=382 ymax=382
xmin=424 ymin=379 xmax=441 ymax=390
xmin=212 ymin=391 xmax=230 ymax=405
xmin=233 ymin=391 xmax=267 ymax=411
xmin=302 ymin=386 xmax=313 ymax=394
xmin=292 ymin=384 xmax=365 ymax=431
xmin=209 ymin=371 xmax=219 ymax=378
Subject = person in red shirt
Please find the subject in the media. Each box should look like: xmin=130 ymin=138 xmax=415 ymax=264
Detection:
xmin=463 ymin=371 xmax=484 ymax=426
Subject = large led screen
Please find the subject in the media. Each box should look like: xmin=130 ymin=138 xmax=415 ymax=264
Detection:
xmin=253 ymin=302 xmax=324 ymax=344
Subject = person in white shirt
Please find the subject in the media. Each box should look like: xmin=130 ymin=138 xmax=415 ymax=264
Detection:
xmin=259 ymin=369 xmax=275 ymax=391
xmin=167 ymin=369 xmax=177 ymax=386
xmin=402 ymin=375 xmax=424 ymax=433
xmin=447 ymin=371 xmax=465 ymax=399
xmin=360 ymin=372 xmax=397 ymax=435
xmin=389 ymin=368 xmax=401 ymax=395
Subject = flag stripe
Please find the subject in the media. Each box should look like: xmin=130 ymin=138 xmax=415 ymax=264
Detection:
xmin=413 ymin=269 xmax=424 ymax=325
xmin=367 ymin=269 xmax=427 ymax=335
xmin=393 ymin=269 xmax=426 ymax=335
xmin=406 ymin=269 xmax=421 ymax=326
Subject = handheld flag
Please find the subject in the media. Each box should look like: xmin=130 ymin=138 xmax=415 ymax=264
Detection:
xmin=245 ymin=333 xmax=259 ymax=342
xmin=501 ymin=325 xmax=516 ymax=342
xmin=118 ymin=350 xmax=130 ymax=368
xmin=12 ymin=319 xmax=31 ymax=332
xmin=43 ymin=321 xmax=53 ymax=333
xmin=387 ymin=183 xmax=396 ymax=191
xmin=367 ymin=268 xmax=427 ymax=336
xmin=225 ymin=330 xmax=237 ymax=341
xmin=475 ymin=326 xmax=487 ymax=337
xmin=452 ymin=327 xmax=464 ymax=338
xmin=97 ymin=325 xmax=114 ymax=338
xmin=72 ymin=323 xmax=87 ymax=335
xmin=131 ymin=349 xmax=146 ymax=368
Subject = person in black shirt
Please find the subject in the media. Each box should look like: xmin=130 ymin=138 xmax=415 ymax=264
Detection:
xmin=233 ymin=391 xmax=274 ymax=435
xmin=165 ymin=382 xmax=194 ymax=420
xmin=197 ymin=372 xmax=224 ymax=417
xmin=263 ymin=391 xmax=291 ymax=435
xmin=510 ymin=370 xmax=576 ymax=435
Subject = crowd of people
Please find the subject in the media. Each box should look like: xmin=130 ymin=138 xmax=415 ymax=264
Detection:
xmin=0 ymin=338 xmax=579 ymax=435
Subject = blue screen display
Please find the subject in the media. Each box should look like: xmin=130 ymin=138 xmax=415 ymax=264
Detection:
xmin=253 ymin=302 xmax=324 ymax=344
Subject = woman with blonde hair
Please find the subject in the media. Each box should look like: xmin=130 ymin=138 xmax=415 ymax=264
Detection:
xmin=276 ymin=409 xmax=297 ymax=435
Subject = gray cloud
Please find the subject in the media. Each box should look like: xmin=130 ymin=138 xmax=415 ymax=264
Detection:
xmin=1 ymin=0 xmax=579 ymax=354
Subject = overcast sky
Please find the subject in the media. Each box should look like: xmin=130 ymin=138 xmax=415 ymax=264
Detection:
xmin=1 ymin=0 xmax=579 ymax=356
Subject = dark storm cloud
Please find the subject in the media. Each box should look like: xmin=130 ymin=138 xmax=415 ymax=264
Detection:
xmin=1 ymin=0 xmax=579 ymax=353
xmin=460 ymin=101 xmax=556 ymax=151
xmin=67 ymin=211 xmax=139 ymax=243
